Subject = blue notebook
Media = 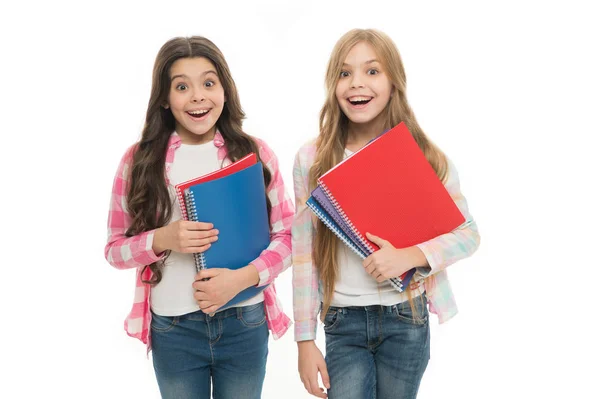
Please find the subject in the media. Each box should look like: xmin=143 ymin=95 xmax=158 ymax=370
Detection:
xmin=185 ymin=162 xmax=270 ymax=307
xmin=306 ymin=196 xmax=369 ymax=259
xmin=307 ymin=195 xmax=416 ymax=292
xmin=312 ymin=186 xmax=372 ymax=255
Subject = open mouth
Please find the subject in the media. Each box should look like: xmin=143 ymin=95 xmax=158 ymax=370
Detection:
xmin=348 ymin=96 xmax=373 ymax=106
xmin=186 ymin=109 xmax=210 ymax=120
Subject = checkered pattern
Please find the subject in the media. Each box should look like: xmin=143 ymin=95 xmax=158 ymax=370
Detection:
xmin=292 ymin=139 xmax=480 ymax=341
xmin=105 ymin=132 xmax=294 ymax=352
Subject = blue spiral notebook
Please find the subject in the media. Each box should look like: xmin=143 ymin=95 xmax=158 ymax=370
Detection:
xmin=306 ymin=196 xmax=369 ymax=259
xmin=185 ymin=162 xmax=270 ymax=307
xmin=312 ymin=186 xmax=372 ymax=255
xmin=307 ymin=196 xmax=416 ymax=292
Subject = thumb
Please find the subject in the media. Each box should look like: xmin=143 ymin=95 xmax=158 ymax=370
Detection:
xmin=366 ymin=232 xmax=390 ymax=248
xmin=196 ymin=268 xmax=220 ymax=280
xmin=319 ymin=359 xmax=330 ymax=389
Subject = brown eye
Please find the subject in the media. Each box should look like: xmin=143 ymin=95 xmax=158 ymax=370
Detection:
xmin=340 ymin=71 xmax=350 ymax=78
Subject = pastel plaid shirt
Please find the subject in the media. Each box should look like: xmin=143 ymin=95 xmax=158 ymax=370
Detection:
xmin=105 ymin=132 xmax=294 ymax=351
xmin=292 ymin=139 xmax=481 ymax=341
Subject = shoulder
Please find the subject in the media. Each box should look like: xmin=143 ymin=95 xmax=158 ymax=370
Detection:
xmin=442 ymin=155 xmax=462 ymax=192
xmin=251 ymin=135 xmax=275 ymax=160
xmin=115 ymin=142 xmax=140 ymax=175
xmin=250 ymin=136 xmax=281 ymax=172
xmin=294 ymin=137 xmax=318 ymax=168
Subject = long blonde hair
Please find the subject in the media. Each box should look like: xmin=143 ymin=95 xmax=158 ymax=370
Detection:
xmin=310 ymin=29 xmax=448 ymax=317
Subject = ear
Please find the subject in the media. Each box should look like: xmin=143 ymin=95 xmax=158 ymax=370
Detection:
xmin=162 ymin=104 xmax=170 ymax=109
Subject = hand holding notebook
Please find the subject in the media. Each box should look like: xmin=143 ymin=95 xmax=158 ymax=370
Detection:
xmin=177 ymin=156 xmax=271 ymax=308
xmin=308 ymin=121 xmax=465 ymax=292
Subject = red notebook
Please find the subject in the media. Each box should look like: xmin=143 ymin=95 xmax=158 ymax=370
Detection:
xmin=318 ymin=122 xmax=465 ymax=253
xmin=175 ymin=153 xmax=257 ymax=220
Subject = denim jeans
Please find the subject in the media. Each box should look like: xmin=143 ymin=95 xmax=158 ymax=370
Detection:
xmin=323 ymin=294 xmax=430 ymax=399
xmin=151 ymin=302 xmax=269 ymax=399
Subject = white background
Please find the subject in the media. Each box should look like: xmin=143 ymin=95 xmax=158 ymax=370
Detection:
xmin=1 ymin=0 xmax=599 ymax=398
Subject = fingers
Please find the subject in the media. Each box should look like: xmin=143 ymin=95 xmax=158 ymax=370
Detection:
xmin=362 ymin=255 xmax=373 ymax=269
xmin=366 ymin=232 xmax=391 ymax=249
xmin=187 ymin=236 xmax=218 ymax=247
xmin=193 ymin=290 xmax=209 ymax=301
xmin=366 ymin=232 xmax=382 ymax=246
xmin=363 ymin=260 xmax=376 ymax=275
xmin=300 ymin=376 xmax=313 ymax=396
xmin=186 ymin=229 xmax=219 ymax=240
xmin=199 ymin=303 xmax=220 ymax=314
xmin=195 ymin=268 xmax=220 ymax=280
xmin=186 ymin=221 xmax=214 ymax=231
xmin=318 ymin=360 xmax=331 ymax=391
xmin=181 ymin=243 xmax=212 ymax=254
xmin=307 ymin=374 xmax=327 ymax=398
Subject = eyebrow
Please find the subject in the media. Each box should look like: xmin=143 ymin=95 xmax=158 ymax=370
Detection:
xmin=342 ymin=59 xmax=380 ymax=68
xmin=171 ymin=70 xmax=218 ymax=81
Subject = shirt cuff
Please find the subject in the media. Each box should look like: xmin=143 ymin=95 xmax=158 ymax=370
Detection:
xmin=416 ymin=242 xmax=440 ymax=275
xmin=294 ymin=318 xmax=318 ymax=341
xmin=141 ymin=230 xmax=165 ymax=264
xmin=249 ymin=256 xmax=271 ymax=287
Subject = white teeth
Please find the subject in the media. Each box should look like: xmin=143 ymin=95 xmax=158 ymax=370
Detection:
xmin=349 ymin=96 xmax=371 ymax=102
xmin=189 ymin=110 xmax=208 ymax=115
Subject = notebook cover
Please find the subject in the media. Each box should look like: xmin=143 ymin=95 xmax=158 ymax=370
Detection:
xmin=307 ymin=196 xmax=414 ymax=292
xmin=175 ymin=153 xmax=257 ymax=220
xmin=307 ymin=196 xmax=369 ymax=259
xmin=185 ymin=162 xmax=270 ymax=307
xmin=318 ymin=122 xmax=465 ymax=253
xmin=311 ymin=186 xmax=371 ymax=255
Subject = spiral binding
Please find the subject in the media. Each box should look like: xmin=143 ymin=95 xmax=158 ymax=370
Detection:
xmin=318 ymin=182 xmax=376 ymax=254
xmin=307 ymin=201 xmax=366 ymax=261
xmin=318 ymin=182 xmax=406 ymax=292
xmin=176 ymin=188 xmax=189 ymax=221
xmin=185 ymin=190 xmax=207 ymax=272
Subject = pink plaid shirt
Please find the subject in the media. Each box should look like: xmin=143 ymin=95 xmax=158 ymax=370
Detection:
xmin=292 ymin=139 xmax=481 ymax=341
xmin=105 ymin=131 xmax=293 ymax=351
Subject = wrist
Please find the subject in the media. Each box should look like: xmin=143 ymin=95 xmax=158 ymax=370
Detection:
xmin=236 ymin=264 xmax=260 ymax=290
xmin=408 ymin=246 xmax=428 ymax=268
xmin=152 ymin=227 xmax=168 ymax=255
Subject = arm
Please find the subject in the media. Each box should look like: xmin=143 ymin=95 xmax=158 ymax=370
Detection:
xmin=363 ymin=159 xmax=480 ymax=282
xmin=415 ymin=159 xmax=481 ymax=276
xmin=104 ymin=146 xmax=165 ymax=270
xmin=291 ymin=146 xmax=321 ymax=342
xmin=247 ymin=139 xmax=294 ymax=287
xmin=292 ymin=144 xmax=331 ymax=398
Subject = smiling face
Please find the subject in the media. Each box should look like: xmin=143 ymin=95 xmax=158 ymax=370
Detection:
xmin=335 ymin=41 xmax=393 ymax=132
xmin=167 ymin=57 xmax=225 ymax=144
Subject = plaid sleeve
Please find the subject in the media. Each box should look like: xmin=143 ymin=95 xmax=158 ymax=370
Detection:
xmin=249 ymin=139 xmax=294 ymax=287
xmin=291 ymin=143 xmax=321 ymax=341
xmin=104 ymin=145 xmax=164 ymax=270
xmin=416 ymin=159 xmax=480 ymax=275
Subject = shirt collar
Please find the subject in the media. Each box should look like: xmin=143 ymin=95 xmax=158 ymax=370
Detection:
xmin=168 ymin=130 xmax=225 ymax=149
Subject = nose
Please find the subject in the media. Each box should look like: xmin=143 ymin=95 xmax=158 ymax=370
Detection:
xmin=190 ymin=88 xmax=205 ymax=103
xmin=350 ymin=73 xmax=365 ymax=89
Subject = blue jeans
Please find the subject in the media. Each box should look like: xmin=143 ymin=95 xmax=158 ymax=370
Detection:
xmin=323 ymin=294 xmax=430 ymax=399
xmin=151 ymin=302 xmax=269 ymax=399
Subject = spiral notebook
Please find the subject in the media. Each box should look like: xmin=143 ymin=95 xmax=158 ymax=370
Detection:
xmin=184 ymin=162 xmax=271 ymax=307
xmin=311 ymin=186 xmax=371 ymax=255
xmin=307 ymin=196 xmax=415 ymax=291
xmin=317 ymin=121 xmax=466 ymax=253
xmin=175 ymin=153 xmax=257 ymax=220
